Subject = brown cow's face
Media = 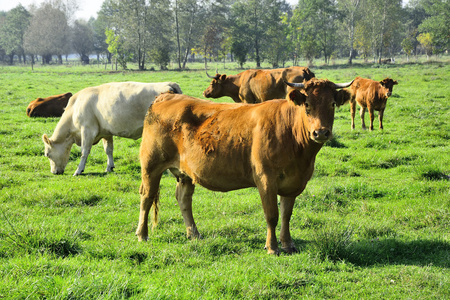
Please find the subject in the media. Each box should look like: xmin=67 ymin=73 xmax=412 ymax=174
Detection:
xmin=288 ymin=80 xmax=339 ymax=144
xmin=380 ymin=78 xmax=398 ymax=97
xmin=203 ymin=74 xmax=227 ymax=98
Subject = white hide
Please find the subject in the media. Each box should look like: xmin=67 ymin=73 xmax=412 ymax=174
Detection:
xmin=42 ymin=81 xmax=182 ymax=175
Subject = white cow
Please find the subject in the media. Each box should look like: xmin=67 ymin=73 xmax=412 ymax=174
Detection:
xmin=42 ymin=81 xmax=182 ymax=176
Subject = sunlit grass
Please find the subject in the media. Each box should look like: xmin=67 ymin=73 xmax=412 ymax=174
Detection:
xmin=0 ymin=60 xmax=449 ymax=298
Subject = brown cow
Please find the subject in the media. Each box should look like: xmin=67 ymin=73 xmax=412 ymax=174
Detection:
xmin=136 ymin=78 xmax=353 ymax=255
xmin=27 ymin=92 xmax=72 ymax=117
xmin=339 ymin=76 xmax=398 ymax=130
xmin=203 ymin=66 xmax=315 ymax=103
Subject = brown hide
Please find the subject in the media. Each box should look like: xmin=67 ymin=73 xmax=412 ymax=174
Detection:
xmin=203 ymin=66 xmax=315 ymax=103
xmin=137 ymin=78 xmax=346 ymax=255
xmin=342 ymin=76 xmax=398 ymax=130
xmin=27 ymin=92 xmax=72 ymax=117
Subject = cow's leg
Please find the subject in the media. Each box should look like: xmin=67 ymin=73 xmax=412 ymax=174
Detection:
xmin=175 ymin=176 xmax=200 ymax=239
xmin=359 ymin=106 xmax=367 ymax=130
xmin=368 ymin=107 xmax=375 ymax=131
xmin=102 ymin=136 xmax=115 ymax=172
xmin=74 ymin=128 xmax=97 ymax=176
xmin=280 ymin=196 xmax=297 ymax=254
xmin=378 ymin=108 xmax=384 ymax=130
xmin=136 ymin=172 xmax=162 ymax=241
xmin=350 ymin=100 xmax=356 ymax=130
xmin=257 ymin=182 xmax=279 ymax=255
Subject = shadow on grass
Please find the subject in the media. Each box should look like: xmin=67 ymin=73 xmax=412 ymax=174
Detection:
xmin=334 ymin=238 xmax=450 ymax=268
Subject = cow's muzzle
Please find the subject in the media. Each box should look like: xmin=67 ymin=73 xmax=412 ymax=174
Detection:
xmin=312 ymin=129 xmax=332 ymax=143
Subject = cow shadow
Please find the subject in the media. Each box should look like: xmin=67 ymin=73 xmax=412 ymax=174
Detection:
xmin=78 ymin=172 xmax=109 ymax=177
xmin=293 ymin=237 xmax=450 ymax=268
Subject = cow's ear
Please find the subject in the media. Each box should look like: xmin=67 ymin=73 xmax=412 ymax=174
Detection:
xmin=393 ymin=80 xmax=398 ymax=85
xmin=42 ymin=134 xmax=52 ymax=146
xmin=287 ymin=90 xmax=306 ymax=106
xmin=219 ymin=74 xmax=227 ymax=81
xmin=336 ymin=89 xmax=351 ymax=107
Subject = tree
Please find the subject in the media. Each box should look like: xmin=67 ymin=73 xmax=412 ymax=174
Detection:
xmin=0 ymin=5 xmax=31 ymax=64
xmin=105 ymin=28 xmax=129 ymax=69
xmin=337 ymin=0 xmax=361 ymax=64
xmin=195 ymin=0 xmax=231 ymax=69
xmin=71 ymin=20 xmax=94 ymax=64
xmin=147 ymin=0 xmax=173 ymax=70
xmin=173 ymin=0 xmax=206 ymax=70
xmin=292 ymin=0 xmax=339 ymax=65
xmin=23 ymin=3 xmax=70 ymax=64
xmin=90 ymin=17 xmax=110 ymax=63
xmin=418 ymin=0 xmax=450 ymax=54
xmin=417 ymin=32 xmax=433 ymax=59
xmin=230 ymin=0 xmax=288 ymax=68
xmin=401 ymin=29 xmax=417 ymax=61
xmin=353 ymin=0 xmax=402 ymax=63
xmin=403 ymin=0 xmax=427 ymax=57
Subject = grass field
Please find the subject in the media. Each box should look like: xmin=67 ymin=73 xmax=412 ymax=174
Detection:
xmin=0 ymin=60 xmax=449 ymax=299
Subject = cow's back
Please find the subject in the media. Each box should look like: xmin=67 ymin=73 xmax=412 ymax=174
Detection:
xmin=71 ymin=82 xmax=182 ymax=140
xmin=27 ymin=93 xmax=72 ymax=117
xmin=144 ymin=93 xmax=308 ymax=192
xmin=351 ymin=77 xmax=384 ymax=108
xmin=283 ymin=66 xmax=315 ymax=83
xmin=241 ymin=67 xmax=315 ymax=103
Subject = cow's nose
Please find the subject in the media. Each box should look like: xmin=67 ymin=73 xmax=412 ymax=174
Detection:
xmin=313 ymin=129 xmax=331 ymax=141
xmin=387 ymin=91 xmax=392 ymax=97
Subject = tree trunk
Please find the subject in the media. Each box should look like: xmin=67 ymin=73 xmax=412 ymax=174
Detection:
xmin=175 ymin=0 xmax=182 ymax=69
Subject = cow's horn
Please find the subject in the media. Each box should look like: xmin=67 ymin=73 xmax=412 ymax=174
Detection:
xmin=284 ymin=80 xmax=304 ymax=89
xmin=206 ymin=68 xmax=220 ymax=79
xmin=334 ymin=80 xmax=354 ymax=89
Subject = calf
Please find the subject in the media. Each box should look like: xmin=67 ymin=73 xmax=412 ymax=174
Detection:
xmin=339 ymin=77 xmax=398 ymax=130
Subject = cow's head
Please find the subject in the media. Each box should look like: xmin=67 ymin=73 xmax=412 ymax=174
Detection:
xmin=285 ymin=78 xmax=353 ymax=143
xmin=27 ymin=98 xmax=45 ymax=117
xmin=203 ymin=71 xmax=229 ymax=98
xmin=42 ymin=134 xmax=72 ymax=175
xmin=379 ymin=78 xmax=398 ymax=97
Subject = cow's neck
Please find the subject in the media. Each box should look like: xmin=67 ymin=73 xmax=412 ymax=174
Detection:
xmin=291 ymin=106 xmax=324 ymax=158
xmin=226 ymin=75 xmax=241 ymax=102
xmin=50 ymin=109 xmax=74 ymax=143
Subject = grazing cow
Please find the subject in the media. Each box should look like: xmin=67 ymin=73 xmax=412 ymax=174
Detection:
xmin=338 ymin=76 xmax=398 ymax=130
xmin=42 ymin=81 xmax=182 ymax=176
xmin=136 ymin=78 xmax=353 ymax=255
xmin=203 ymin=66 xmax=315 ymax=103
xmin=26 ymin=92 xmax=72 ymax=117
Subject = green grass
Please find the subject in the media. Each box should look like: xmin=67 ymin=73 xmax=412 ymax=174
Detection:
xmin=0 ymin=60 xmax=449 ymax=299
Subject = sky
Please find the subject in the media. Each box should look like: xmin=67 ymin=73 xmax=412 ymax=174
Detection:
xmin=0 ymin=0 xmax=103 ymax=20
xmin=1 ymin=0 xmax=300 ymax=21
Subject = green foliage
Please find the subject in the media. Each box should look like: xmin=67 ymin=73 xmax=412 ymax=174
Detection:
xmin=0 ymin=62 xmax=449 ymax=298
xmin=418 ymin=0 xmax=450 ymax=53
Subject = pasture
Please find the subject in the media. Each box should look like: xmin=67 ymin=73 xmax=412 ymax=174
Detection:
xmin=0 ymin=61 xmax=449 ymax=299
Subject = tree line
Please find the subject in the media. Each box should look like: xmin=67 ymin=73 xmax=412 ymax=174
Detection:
xmin=0 ymin=0 xmax=448 ymax=70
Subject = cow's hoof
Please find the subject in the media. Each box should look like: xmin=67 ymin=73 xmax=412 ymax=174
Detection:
xmin=282 ymin=246 xmax=298 ymax=255
xmin=136 ymin=234 xmax=148 ymax=242
xmin=264 ymin=245 xmax=280 ymax=256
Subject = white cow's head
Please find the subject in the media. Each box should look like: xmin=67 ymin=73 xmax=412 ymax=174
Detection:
xmin=42 ymin=134 xmax=72 ymax=174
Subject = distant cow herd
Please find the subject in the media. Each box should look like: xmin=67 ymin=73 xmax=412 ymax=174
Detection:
xmin=31 ymin=66 xmax=398 ymax=255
